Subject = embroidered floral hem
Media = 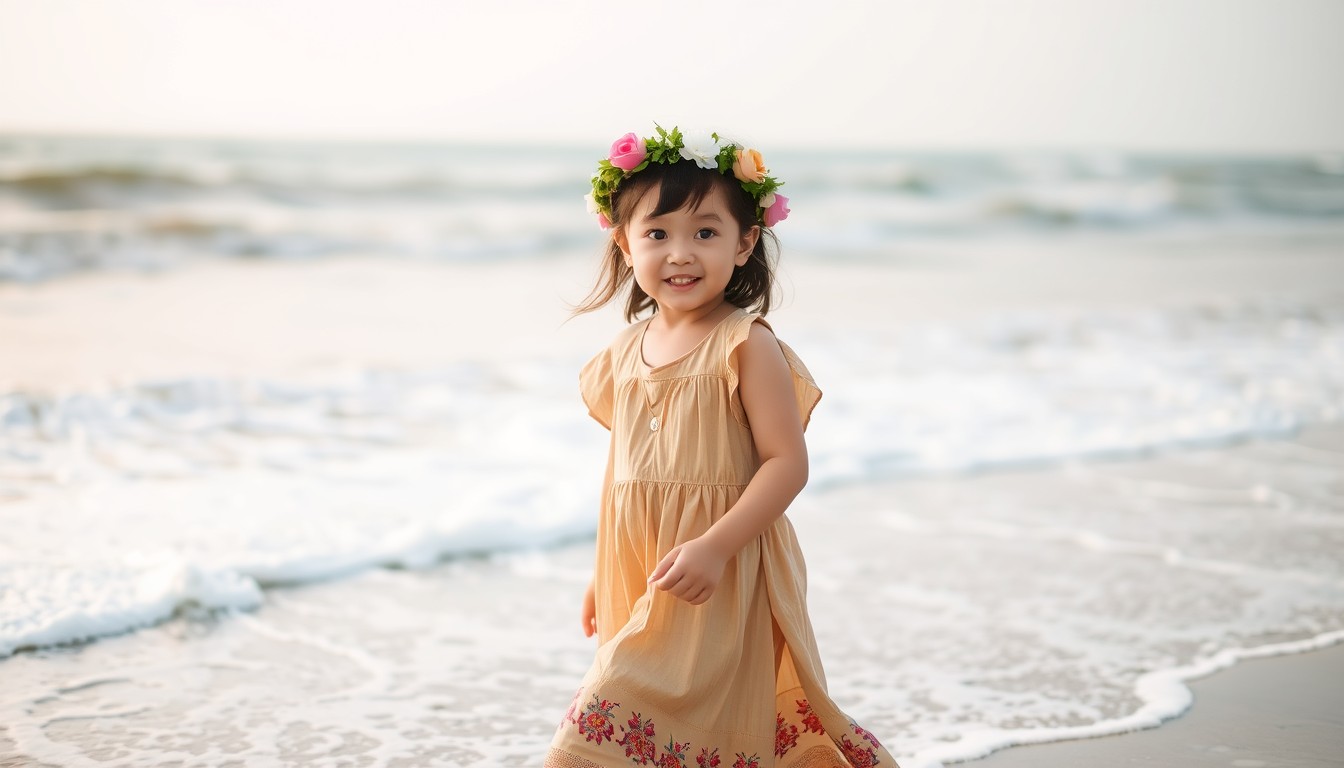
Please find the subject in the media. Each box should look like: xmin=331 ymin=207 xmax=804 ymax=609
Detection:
xmin=546 ymin=744 xmax=853 ymax=768
xmin=546 ymin=687 xmax=890 ymax=768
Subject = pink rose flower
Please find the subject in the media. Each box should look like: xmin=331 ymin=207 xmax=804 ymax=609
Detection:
xmin=732 ymin=148 xmax=767 ymax=183
xmin=608 ymin=133 xmax=647 ymax=171
xmin=762 ymin=194 xmax=790 ymax=227
xmin=597 ymin=212 xmax=612 ymax=230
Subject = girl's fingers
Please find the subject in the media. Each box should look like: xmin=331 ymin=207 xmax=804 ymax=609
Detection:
xmin=657 ymin=569 xmax=684 ymax=592
xmin=678 ymin=580 xmax=705 ymax=602
xmin=647 ymin=546 xmax=680 ymax=584
xmin=648 ymin=547 xmax=718 ymax=604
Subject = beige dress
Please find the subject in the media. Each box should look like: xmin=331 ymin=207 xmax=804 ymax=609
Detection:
xmin=546 ymin=308 xmax=898 ymax=768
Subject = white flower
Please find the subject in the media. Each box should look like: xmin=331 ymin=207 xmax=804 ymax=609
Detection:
xmin=584 ymin=191 xmax=600 ymax=215
xmin=678 ymin=130 xmax=721 ymax=170
xmin=759 ymin=191 xmax=776 ymax=209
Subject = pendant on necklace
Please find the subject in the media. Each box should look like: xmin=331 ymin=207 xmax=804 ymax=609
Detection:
xmin=649 ymin=416 xmax=660 ymax=432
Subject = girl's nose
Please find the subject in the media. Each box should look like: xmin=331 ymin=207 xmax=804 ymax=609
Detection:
xmin=666 ymin=246 xmax=694 ymax=264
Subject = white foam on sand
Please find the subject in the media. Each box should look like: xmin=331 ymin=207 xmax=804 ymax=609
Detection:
xmin=784 ymin=427 xmax=1344 ymax=765
xmin=871 ymin=478 xmax=1344 ymax=762
xmin=0 ymin=560 xmax=261 ymax=658
xmin=908 ymin=630 xmax=1344 ymax=768
xmin=2 ymin=426 xmax=1340 ymax=766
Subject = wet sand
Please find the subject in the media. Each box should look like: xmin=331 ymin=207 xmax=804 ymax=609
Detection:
xmin=967 ymin=640 xmax=1344 ymax=767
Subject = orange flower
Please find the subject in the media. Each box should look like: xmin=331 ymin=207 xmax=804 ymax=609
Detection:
xmin=732 ymin=148 xmax=767 ymax=183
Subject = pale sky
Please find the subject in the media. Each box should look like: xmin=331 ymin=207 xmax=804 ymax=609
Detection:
xmin=1 ymin=0 xmax=1341 ymax=153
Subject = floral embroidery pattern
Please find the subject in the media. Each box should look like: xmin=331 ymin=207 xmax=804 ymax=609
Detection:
xmin=617 ymin=712 xmax=657 ymax=764
xmin=839 ymin=733 xmax=880 ymax=768
xmin=774 ymin=713 xmax=800 ymax=757
xmin=656 ymin=738 xmax=689 ymax=768
xmin=558 ymin=689 xmax=883 ymax=768
xmin=560 ymin=690 xmax=581 ymax=728
xmin=796 ymin=699 xmax=825 ymax=735
xmin=577 ymin=695 xmax=619 ymax=745
xmin=853 ymin=723 xmax=883 ymax=750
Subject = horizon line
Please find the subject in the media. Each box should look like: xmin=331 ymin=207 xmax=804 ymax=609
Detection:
xmin=2 ymin=128 xmax=1340 ymax=160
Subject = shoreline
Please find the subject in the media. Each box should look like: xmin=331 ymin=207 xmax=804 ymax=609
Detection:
xmin=955 ymin=637 xmax=1344 ymax=767
xmin=1 ymin=423 xmax=1341 ymax=765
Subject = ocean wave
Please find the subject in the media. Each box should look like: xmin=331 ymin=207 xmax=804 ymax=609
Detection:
xmin=4 ymin=137 xmax=1344 ymax=283
xmin=2 ymin=298 xmax=1342 ymax=659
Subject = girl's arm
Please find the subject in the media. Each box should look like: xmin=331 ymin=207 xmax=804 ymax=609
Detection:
xmin=647 ymin=323 xmax=809 ymax=604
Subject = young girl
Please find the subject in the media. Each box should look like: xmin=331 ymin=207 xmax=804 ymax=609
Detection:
xmin=547 ymin=126 xmax=897 ymax=768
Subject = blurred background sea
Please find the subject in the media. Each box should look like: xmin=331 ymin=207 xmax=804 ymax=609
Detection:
xmin=3 ymin=136 xmax=1344 ymax=281
xmin=2 ymin=135 xmax=1344 ymax=765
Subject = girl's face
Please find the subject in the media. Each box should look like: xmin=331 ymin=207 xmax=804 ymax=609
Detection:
xmin=615 ymin=185 xmax=760 ymax=319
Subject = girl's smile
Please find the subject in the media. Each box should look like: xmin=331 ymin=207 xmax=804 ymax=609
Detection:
xmin=666 ymin=275 xmax=699 ymax=286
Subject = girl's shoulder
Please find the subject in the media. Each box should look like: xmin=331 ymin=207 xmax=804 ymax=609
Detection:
xmin=723 ymin=311 xmax=823 ymax=431
xmin=723 ymin=308 xmax=771 ymax=347
xmin=582 ymin=317 xmax=651 ymax=377
xmin=579 ymin=319 xmax=652 ymax=429
xmin=609 ymin=316 xmax=652 ymax=350
xmin=604 ymin=317 xmax=653 ymax=363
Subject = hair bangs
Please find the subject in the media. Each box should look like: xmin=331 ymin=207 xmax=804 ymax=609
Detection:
xmin=646 ymin=160 xmax=722 ymax=219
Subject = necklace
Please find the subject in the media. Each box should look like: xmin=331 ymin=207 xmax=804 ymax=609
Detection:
xmin=641 ymin=377 xmax=666 ymax=432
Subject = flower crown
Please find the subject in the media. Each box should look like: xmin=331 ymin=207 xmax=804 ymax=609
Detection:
xmin=585 ymin=125 xmax=790 ymax=230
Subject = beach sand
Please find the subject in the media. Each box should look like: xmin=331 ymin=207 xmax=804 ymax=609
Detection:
xmin=969 ymin=639 xmax=1344 ymax=767
xmin=2 ymin=235 xmax=1342 ymax=765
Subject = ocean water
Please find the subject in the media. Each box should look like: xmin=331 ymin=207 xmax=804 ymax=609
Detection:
xmin=2 ymin=136 xmax=1344 ymax=765
xmin=4 ymin=135 xmax=1344 ymax=281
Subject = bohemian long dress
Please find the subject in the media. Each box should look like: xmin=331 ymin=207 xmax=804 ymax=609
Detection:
xmin=546 ymin=308 xmax=898 ymax=768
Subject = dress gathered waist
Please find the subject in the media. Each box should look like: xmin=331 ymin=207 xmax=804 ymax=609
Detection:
xmin=612 ymin=478 xmax=750 ymax=489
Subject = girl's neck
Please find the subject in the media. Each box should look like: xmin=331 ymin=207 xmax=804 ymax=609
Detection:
xmin=641 ymin=299 xmax=740 ymax=369
xmin=649 ymin=298 xmax=736 ymax=332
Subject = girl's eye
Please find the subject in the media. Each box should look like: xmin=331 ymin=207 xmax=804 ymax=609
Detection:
xmin=647 ymin=230 xmax=667 ymax=240
xmin=695 ymin=228 xmax=716 ymax=239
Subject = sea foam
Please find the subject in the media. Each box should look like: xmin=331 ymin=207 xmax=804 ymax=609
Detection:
xmin=2 ymin=299 xmax=1341 ymax=659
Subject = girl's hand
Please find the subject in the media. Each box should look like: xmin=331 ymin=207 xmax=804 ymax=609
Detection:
xmin=647 ymin=536 xmax=731 ymax=605
xmin=581 ymin=579 xmax=597 ymax=638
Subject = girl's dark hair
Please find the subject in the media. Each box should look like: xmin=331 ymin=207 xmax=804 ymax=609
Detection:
xmin=571 ymin=160 xmax=780 ymax=322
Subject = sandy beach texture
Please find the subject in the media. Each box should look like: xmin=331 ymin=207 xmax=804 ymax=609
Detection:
xmin=2 ymin=234 xmax=1342 ymax=765
xmin=971 ymin=639 xmax=1344 ymax=767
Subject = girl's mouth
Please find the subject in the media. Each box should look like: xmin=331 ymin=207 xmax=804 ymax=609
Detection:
xmin=666 ymin=276 xmax=700 ymax=287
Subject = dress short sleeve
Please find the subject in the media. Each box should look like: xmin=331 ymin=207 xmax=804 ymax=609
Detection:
xmin=579 ymin=348 xmax=615 ymax=430
xmin=725 ymin=314 xmax=823 ymax=431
